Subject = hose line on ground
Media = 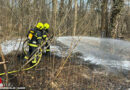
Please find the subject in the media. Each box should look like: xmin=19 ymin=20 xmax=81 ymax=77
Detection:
xmin=0 ymin=36 xmax=54 ymax=76
xmin=0 ymin=50 xmax=42 ymax=76
xmin=0 ymin=39 xmax=43 ymax=76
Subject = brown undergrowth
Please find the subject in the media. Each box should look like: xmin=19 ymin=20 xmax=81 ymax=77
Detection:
xmin=0 ymin=52 xmax=130 ymax=90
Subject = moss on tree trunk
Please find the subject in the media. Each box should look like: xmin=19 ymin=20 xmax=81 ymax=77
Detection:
xmin=110 ymin=0 xmax=124 ymax=38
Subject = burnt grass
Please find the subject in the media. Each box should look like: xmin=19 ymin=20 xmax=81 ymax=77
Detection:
xmin=0 ymin=51 xmax=130 ymax=90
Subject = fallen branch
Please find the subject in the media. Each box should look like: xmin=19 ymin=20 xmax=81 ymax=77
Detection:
xmin=0 ymin=62 xmax=5 ymax=65
xmin=0 ymin=61 xmax=8 ymax=65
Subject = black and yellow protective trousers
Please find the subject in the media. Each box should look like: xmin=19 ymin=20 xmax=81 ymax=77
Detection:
xmin=42 ymin=29 xmax=50 ymax=55
xmin=24 ymin=27 xmax=43 ymax=66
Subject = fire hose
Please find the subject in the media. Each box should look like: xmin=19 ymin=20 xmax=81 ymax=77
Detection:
xmin=0 ymin=35 xmax=53 ymax=76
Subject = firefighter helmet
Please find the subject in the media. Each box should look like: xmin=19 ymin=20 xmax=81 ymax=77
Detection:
xmin=43 ymin=23 xmax=50 ymax=29
xmin=36 ymin=22 xmax=44 ymax=30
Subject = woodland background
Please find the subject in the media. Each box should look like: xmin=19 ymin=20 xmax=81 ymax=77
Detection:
xmin=0 ymin=0 xmax=130 ymax=89
xmin=0 ymin=0 xmax=129 ymax=40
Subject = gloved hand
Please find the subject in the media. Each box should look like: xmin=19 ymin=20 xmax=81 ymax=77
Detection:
xmin=23 ymin=56 xmax=29 ymax=64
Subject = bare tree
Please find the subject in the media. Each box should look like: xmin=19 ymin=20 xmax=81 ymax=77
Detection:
xmin=52 ymin=0 xmax=57 ymax=36
xmin=73 ymin=0 xmax=78 ymax=36
xmin=66 ymin=0 xmax=73 ymax=34
xmin=59 ymin=0 xmax=64 ymax=20
xmin=101 ymin=0 xmax=108 ymax=37
xmin=110 ymin=0 xmax=124 ymax=38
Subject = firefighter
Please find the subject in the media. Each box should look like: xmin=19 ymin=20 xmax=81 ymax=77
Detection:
xmin=42 ymin=23 xmax=51 ymax=55
xmin=24 ymin=22 xmax=44 ymax=66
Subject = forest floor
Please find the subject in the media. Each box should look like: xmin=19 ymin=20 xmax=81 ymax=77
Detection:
xmin=0 ymin=35 xmax=130 ymax=89
xmin=0 ymin=52 xmax=130 ymax=90
xmin=125 ymin=34 xmax=130 ymax=41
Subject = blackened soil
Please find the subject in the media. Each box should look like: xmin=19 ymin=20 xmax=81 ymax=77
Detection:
xmin=0 ymin=52 xmax=130 ymax=90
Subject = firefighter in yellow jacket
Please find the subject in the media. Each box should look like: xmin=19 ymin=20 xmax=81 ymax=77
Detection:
xmin=42 ymin=23 xmax=50 ymax=55
xmin=24 ymin=22 xmax=44 ymax=66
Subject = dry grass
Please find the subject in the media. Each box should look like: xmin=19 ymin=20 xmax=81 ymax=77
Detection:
xmin=0 ymin=52 xmax=130 ymax=90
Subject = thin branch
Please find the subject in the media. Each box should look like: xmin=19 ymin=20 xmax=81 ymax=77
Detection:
xmin=0 ymin=61 xmax=8 ymax=65
xmin=0 ymin=45 xmax=8 ymax=86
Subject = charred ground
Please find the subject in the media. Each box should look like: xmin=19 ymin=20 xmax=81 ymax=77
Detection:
xmin=0 ymin=51 xmax=130 ymax=90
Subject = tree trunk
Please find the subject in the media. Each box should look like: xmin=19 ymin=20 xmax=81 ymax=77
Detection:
xmin=110 ymin=0 xmax=124 ymax=38
xmin=101 ymin=0 xmax=108 ymax=38
xmin=73 ymin=0 xmax=78 ymax=36
xmin=125 ymin=14 xmax=130 ymax=34
xmin=80 ymin=0 xmax=84 ymax=14
xmin=67 ymin=0 xmax=72 ymax=35
xmin=59 ymin=0 xmax=64 ymax=20
xmin=41 ymin=0 xmax=46 ymax=21
xmin=52 ymin=0 xmax=57 ymax=36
